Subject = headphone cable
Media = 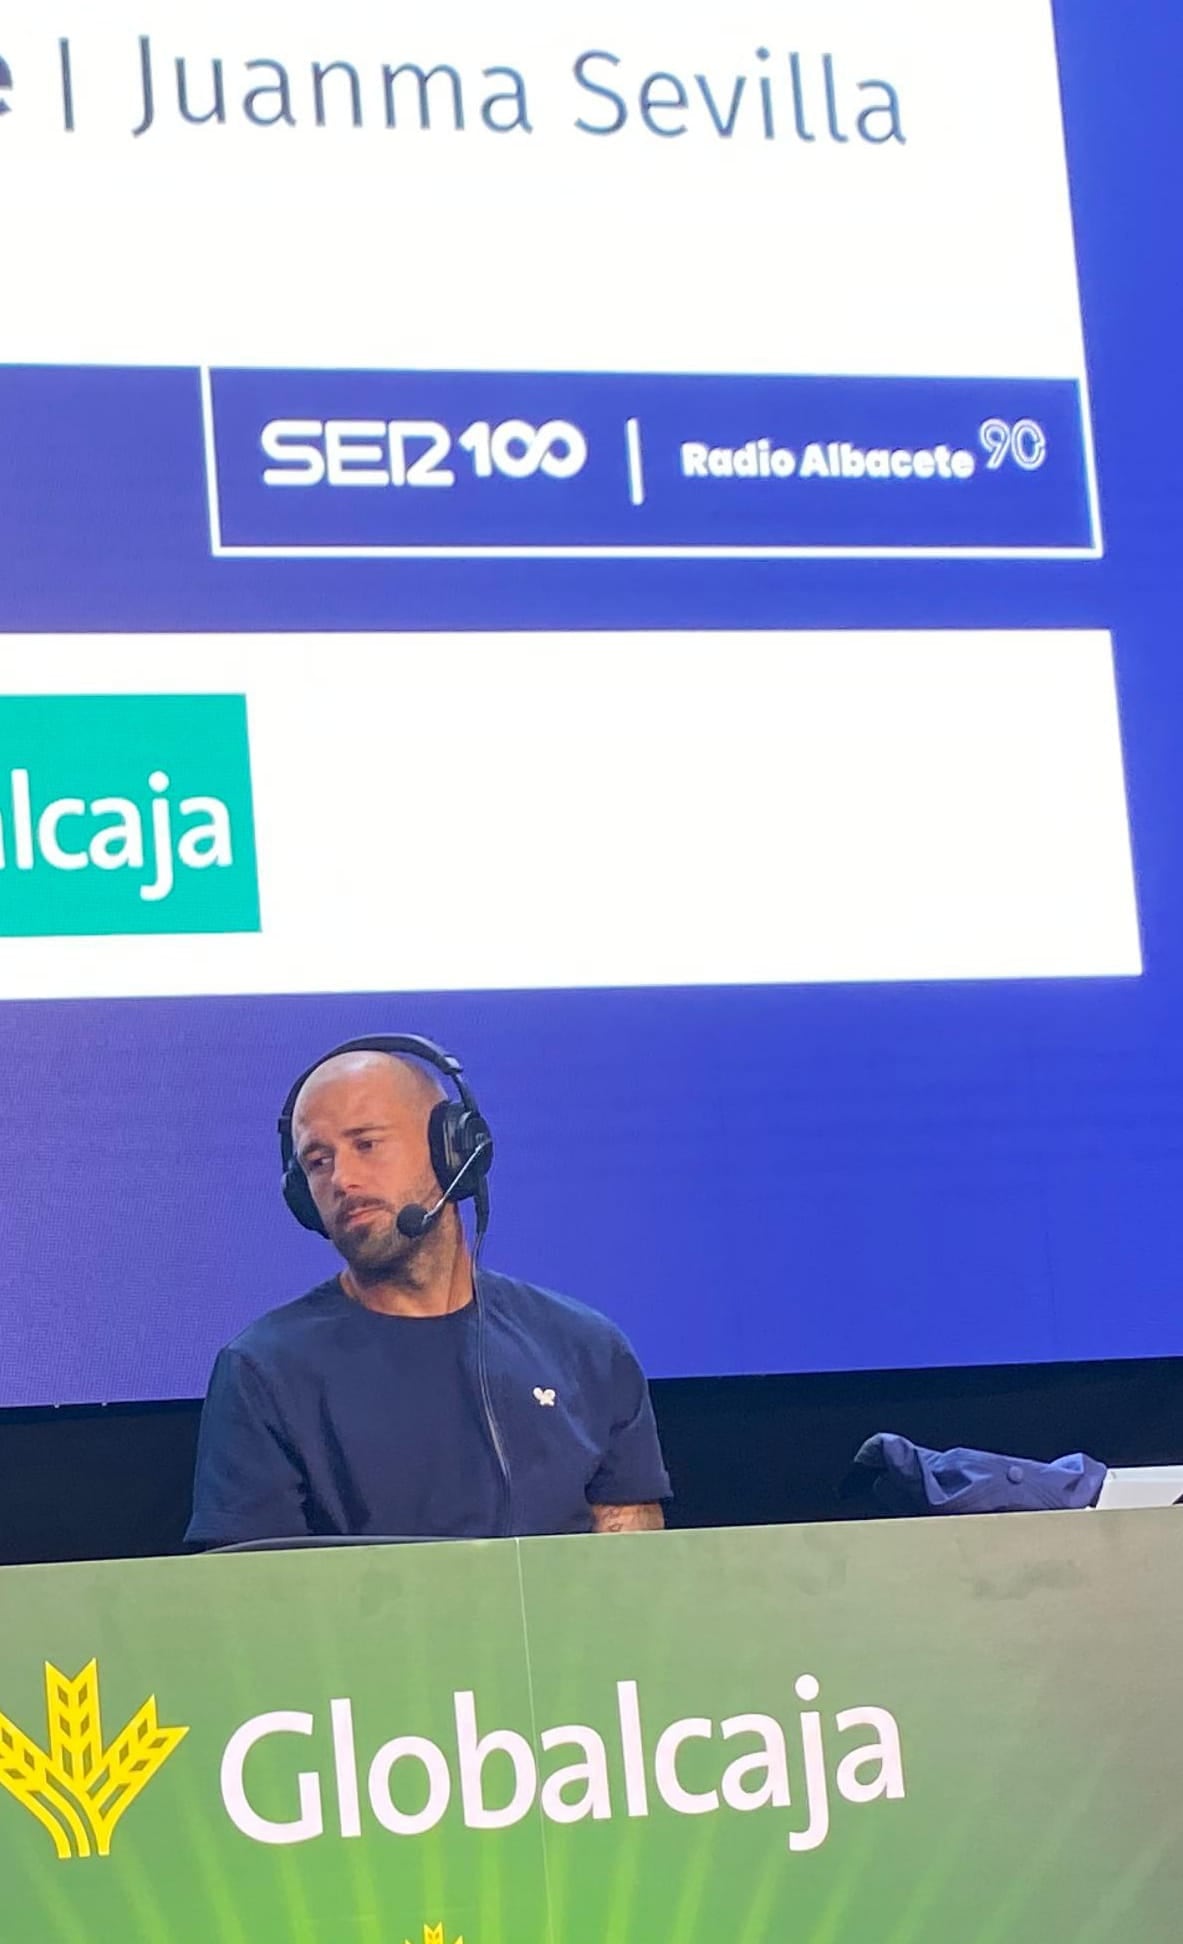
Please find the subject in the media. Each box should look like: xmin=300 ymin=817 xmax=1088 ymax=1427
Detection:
xmin=471 ymin=1196 xmax=514 ymax=1539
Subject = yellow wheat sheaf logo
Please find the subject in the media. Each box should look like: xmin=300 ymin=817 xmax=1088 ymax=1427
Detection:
xmin=0 ymin=1660 xmax=188 ymax=1859
xmin=408 ymin=1927 xmax=464 ymax=1944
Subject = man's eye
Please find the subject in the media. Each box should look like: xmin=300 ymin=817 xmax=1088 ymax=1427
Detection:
xmin=305 ymin=1155 xmax=330 ymax=1174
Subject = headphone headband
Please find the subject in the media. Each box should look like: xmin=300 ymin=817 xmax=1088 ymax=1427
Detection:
xmin=277 ymin=1033 xmax=473 ymax=1168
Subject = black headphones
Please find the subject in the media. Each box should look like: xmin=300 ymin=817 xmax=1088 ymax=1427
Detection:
xmin=277 ymin=1033 xmax=494 ymax=1238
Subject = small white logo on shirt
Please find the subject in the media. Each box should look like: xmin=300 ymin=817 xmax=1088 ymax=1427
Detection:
xmin=533 ymin=1387 xmax=556 ymax=1407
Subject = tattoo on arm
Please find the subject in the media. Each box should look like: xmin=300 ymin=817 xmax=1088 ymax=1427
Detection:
xmin=590 ymin=1502 xmax=665 ymax=1533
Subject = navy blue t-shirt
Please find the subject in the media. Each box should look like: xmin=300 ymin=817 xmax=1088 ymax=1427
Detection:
xmin=185 ymin=1269 xmax=671 ymax=1547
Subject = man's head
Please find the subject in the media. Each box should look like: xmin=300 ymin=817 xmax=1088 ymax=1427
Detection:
xmin=290 ymin=1050 xmax=449 ymax=1276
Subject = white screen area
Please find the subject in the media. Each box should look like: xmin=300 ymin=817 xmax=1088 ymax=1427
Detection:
xmin=0 ymin=0 xmax=1085 ymax=382
xmin=0 ymin=630 xmax=1140 ymax=998
xmin=0 ymin=2 xmax=1131 ymax=999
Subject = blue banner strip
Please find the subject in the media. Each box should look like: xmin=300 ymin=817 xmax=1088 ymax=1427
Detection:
xmin=207 ymin=367 xmax=1096 ymax=555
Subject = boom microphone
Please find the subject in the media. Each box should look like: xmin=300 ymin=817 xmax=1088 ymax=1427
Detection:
xmin=395 ymin=1140 xmax=492 ymax=1240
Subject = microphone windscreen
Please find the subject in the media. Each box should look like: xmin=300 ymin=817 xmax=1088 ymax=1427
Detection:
xmin=396 ymin=1203 xmax=430 ymax=1239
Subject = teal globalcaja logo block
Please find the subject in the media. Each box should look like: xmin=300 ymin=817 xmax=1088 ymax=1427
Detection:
xmin=0 ymin=694 xmax=260 ymax=936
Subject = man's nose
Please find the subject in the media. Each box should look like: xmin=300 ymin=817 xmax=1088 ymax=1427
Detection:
xmin=329 ymin=1153 xmax=368 ymax=1200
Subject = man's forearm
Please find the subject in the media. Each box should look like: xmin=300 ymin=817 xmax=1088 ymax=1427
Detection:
xmin=590 ymin=1502 xmax=665 ymax=1532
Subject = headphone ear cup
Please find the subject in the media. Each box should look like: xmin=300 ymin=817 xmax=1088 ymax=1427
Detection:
xmin=283 ymin=1158 xmax=329 ymax=1236
xmin=428 ymin=1100 xmax=465 ymax=1190
xmin=429 ymin=1100 xmax=493 ymax=1200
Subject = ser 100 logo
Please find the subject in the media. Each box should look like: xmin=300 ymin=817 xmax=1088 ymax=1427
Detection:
xmin=260 ymin=418 xmax=588 ymax=488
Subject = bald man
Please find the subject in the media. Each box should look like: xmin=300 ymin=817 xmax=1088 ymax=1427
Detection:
xmin=185 ymin=1045 xmax=670 ymax=1547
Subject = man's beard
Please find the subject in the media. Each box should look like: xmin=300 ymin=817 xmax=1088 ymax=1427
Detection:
xmin=330 ymin=1205 xmax=416 ymax=1280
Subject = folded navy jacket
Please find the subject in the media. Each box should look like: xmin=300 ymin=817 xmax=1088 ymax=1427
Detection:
xmin=843 ymin=1432 xmax=1107 ymax=1516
